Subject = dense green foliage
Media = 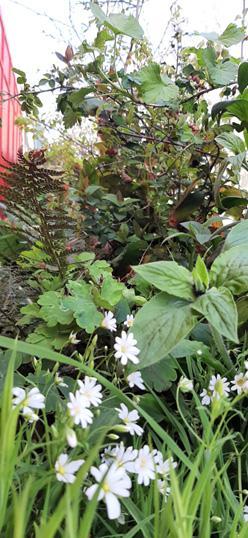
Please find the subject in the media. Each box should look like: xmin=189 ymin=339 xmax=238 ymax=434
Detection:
xmin=1 ymin=3 xmax=248 ymax=536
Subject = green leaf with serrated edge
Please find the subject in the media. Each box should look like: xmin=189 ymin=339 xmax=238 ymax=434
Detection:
xmin=100 ymin=276 xmax=124 ymax=307
xmin=210 ymin=245 xmax=248 ymax=295
xmin=192 ymin=287 xmax=238 ymax=342
xmin=26 ymin=325 xmax=69 ymax=350
xmin=64 ymin=281 xmax=103 ymax=333
xmin=91 ymin=3 xmax=144 ymax=39
xmin=224 ymin=220 xmax=248 ymax=251
xmin=238 ymin=62 xmax=248 ymax=94
xmin=132 ymin=261 xmax=194 ymax=301
xmin=132 ymin=292 xmax=197 ymax=368
xmin=135 ymin=63 xmax=179 ymax=105
xmin=141 ymin=358 xmax=177 ymax=392
xmin=208 ymin=61 xmax=238 ymax=87
xmin=37 ymin=291 xmax=74 ymax=327
xmin=87 ymin=260 xmax=112 ymax=283
xmin=216 ymin=132 xmax=245 ymax=154
xmin=219 ymin=23 xmax=245 ymax=47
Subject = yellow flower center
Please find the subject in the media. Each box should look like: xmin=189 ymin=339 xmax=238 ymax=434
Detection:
xmin=139 ymin=457 xmax=147 ymax=468
xmin=102 ymin=482 xmax=110 ymax=493
xmin=215 ymin=380 xmax=224 ymax=395
xmin=120 ymin=345 xmax=127 ymax=354
xmin=57 ymin=465 xmax=65 ymax=476
xmin=237 ymin=378 xmax=244 ymax=387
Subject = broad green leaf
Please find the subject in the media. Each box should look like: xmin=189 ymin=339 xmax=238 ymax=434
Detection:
xmin=132 ymin=292 xmax=197 ymax=368
xmin=132 ymin=261 xmax=194 ymax=301
xmin=223 ymin=220 xmax=248 ymax=251
xmin=99 ymin=276 xmax=124 ymax=307
xmin=91 ymin=3 xmax=144 ymax=39
xmin=219 ymin=24 xmax=245 ymax=47
xmin=182 ymin=221 xmax=211 ymax=244
xmin=64 ymin=281 xmax=103 ymax=333
xmin=208 ymin=61 xmax=238 ymax=87
xmin=238 ymin=62 xmax=248 ymax=96
xmin=210 ymin=245 xmax=248 ymax=295
xmin=171 ymin=339 xmax=209 ymax=358
xmin=108 ymin=13 xmax=144 ymax=39
xmin=192 ymin=287 xmax=238 ymax=342
xmin=216 ymin=132 xmax=245 ymax=154
xmin=227 ymin=99 xmax=248 ymax=122
xmin=141 ymin=357 xmax=177 ymax=392
xmin=135 ymin=63 xmax=179 ymax=105
xmin=37 ymin=291 xmax=74 ymax=327
xmin=87 ymin=260 xmax=112 ymax=282
xmin=238 ymin=62 xmax=248 ymax=94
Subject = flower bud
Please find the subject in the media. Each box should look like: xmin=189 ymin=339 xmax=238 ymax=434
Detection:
xmin=107 ymin=433 xmax=120 ymax=440
xmin=66 ymin=428 xmax=78 ymax=448
xmin=178 ymin=376 xmax=193 ymax=392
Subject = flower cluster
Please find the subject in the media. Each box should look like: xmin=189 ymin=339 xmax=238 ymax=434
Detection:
xmin=200 ymin=371 xmax=248 ymax=406
xmin=12 ymin=386 xmax=45 ymax=422
xmin=85 ymin=442 xmax=177 ymax=519
xmin=67 ymin=376 xmax=103 ymax=432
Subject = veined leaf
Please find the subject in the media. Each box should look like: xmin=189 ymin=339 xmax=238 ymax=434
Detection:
xmin=132 ymin=261 xmax=194 ymax=301
xmin=210 ymin=246 xmax=248 ymax=295
xmin=132 ymin=292 xmax=197 ymax=368
xmin=216 ymin=132 xmax=246 ymax=154
xmin=90 ymin=3 xmax=144 ymax=39
xmin=219 ymin=23 xmax=245 ymax=47
xmin=208 ymin=61 xmax=238 ymax=87
xmin=224 ymin=220 xmax=248 ymax=251
xmin=192 ymin=287 xmax=238 ymax=342
xmin=134 ymin=63 xmax=179 ymax=105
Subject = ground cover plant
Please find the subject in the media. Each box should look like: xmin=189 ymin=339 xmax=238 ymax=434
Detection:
xmin=1 ymin=2 xmax=248 ymax=536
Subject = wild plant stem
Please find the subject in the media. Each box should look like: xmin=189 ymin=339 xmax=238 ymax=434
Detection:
xmin=210 ymin=325 xmax=234 ymax=374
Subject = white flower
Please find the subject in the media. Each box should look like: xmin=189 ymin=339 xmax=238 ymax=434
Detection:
xmin=124 ymin=314 xmax=134 ymax=328
xmin=55 ymin=373 xmax=68 ymax=387
xmin=85 ymin=463 xmax=131 ymax=520
xmin=114 ymin=331 xmax=140 ymax=365
xmin=69 ymin=331 xmax=80 ymax=344
xmin=67 ymin=391 xmax=93 ymax=428
xmin=157 ymin=480 xmax=171 ymax=499
xmin=116 ymin=403 xmax=143 ymax=436
xmin=133 ymin=445 xmax=156 ymax=486
xmin=55 ymin=453 xmax=84 ymax=484
xmin=244 ymin=505 xmax=248 ymax=522
xmin=178 ymin=376 xmax=193 ymax=393
xmin=12 ymin=386 xmax=45 ymax=410
xmin=127 ymin=371 xmax=145 ymax=391
xmin=231 ymin=373 xmax=248 ymax=395
xmin=156 ymin=456 xmax=177 ymax=477
xmin=101 ymin=311 xmax=117 ymax=332
xmin=22 ymin=406 xmax=39 ymax=423
xmin=209 ymin=374 xmax=230 ymax=400
xmin=200 ymin=388 xmax=212 ymax=406
xmin=103 ymin=442 xmax=138 ymax=473
xmin=66 ymin=428 xmax=78 ymax=448
xmin=77 ymin=376 xmax=103 ymax=407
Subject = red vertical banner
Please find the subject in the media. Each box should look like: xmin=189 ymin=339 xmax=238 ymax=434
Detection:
xmin=0 ymin=11 xmax=22 ymax=168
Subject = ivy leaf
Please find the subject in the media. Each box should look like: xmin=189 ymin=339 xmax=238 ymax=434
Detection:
xmin=134 ymin=63 xmax=179 ymax=105
xmin=37 ymin=291 xmax=74 ymax=327
xmin=132 ymin=292 xmax=197 ymax=368
xmin=210 ymin=246 xmax=248 ymax=295
xmin=224 ymin=220 xmax=248 ymax=251
xmin=64 ymin=281 xmax=103 ymax=333
xmin=219 ymin=23 xmax=245 ymax=47
xmin=192 ymin=287 xmax=238 ymax=343
xmin=208 ymin=61 xmax=238 ymax=87
xmin=238 ymin=62 xmax=248 ymax=94
xmin=91 ymin=3 xmax=144 ymax=39
xmin=132 ymin=261 xmax=194 ymax=301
